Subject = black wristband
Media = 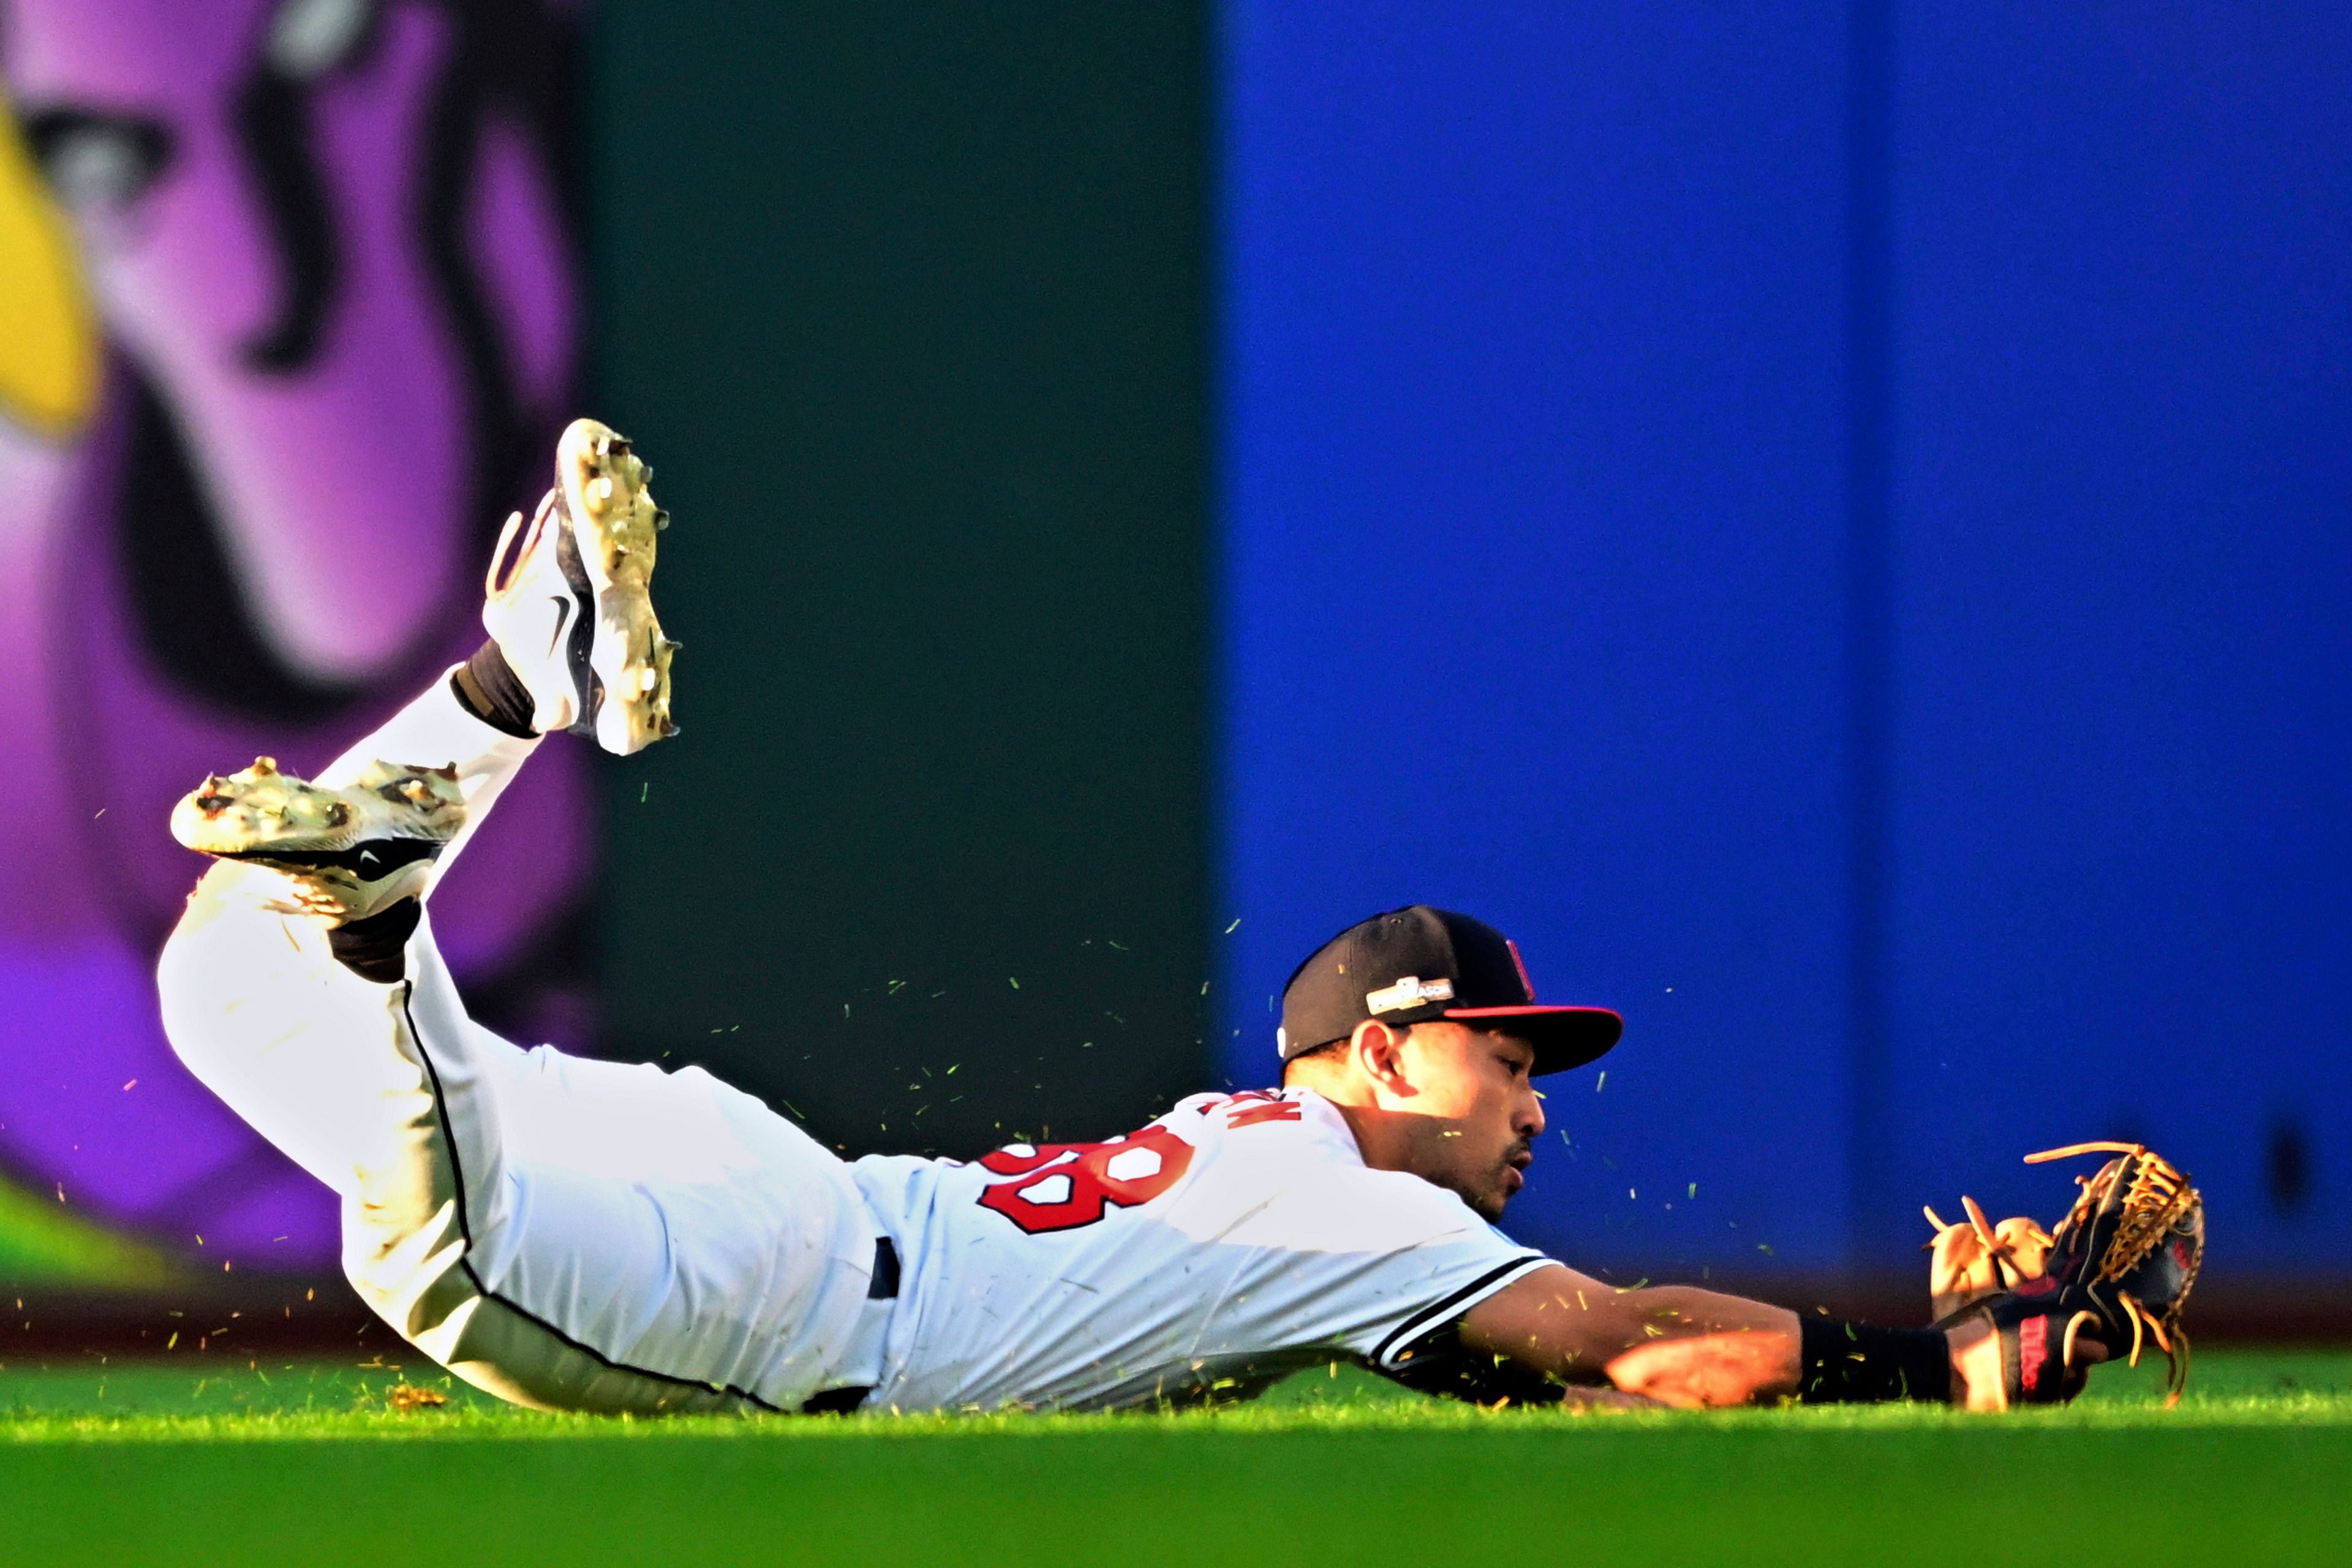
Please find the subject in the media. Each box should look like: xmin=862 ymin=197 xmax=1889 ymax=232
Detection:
xmin=1798 ymin=1318 xmax=1953 ymax=1404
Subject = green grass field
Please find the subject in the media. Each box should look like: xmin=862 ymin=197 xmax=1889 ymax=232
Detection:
xmin=0 ymin=1349 xmax=2343 ymax=1566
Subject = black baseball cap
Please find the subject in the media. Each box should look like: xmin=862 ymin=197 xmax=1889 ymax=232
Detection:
xmin=1277 ymin=906 xmax=1622 ymax=1076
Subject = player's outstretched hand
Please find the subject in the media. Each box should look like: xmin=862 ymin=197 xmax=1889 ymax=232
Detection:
xmin=1926 ymin=1142 xmax=2202 ymax=1408
xmin=1924 ymin=1195 xmax=2054 ymax=1321
xmin=1602 ymin=1329 xmax=1798 ymax=1409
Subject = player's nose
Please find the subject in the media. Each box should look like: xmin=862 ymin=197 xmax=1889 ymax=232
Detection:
xmin=1517 ymin=1087 xmax=1545 ymax=1137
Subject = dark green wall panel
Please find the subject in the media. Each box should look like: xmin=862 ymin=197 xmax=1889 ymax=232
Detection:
xmin=587 ymin=3 xmax=1211 ymax=1155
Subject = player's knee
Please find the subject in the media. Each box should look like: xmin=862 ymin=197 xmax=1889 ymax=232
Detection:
xmin=341 ymin=1210 xmax=477 ymax=1359
xmin=156 ymin=865 xmax=324 ymax=1068
xmin=156 ymin=889 xmax=240 ymax=1065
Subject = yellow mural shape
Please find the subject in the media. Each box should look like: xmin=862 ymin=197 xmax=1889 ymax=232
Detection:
xmin=0 ymin=89 xmax=99 ymax=439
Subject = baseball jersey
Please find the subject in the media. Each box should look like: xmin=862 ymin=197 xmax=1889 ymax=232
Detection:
xmin=847 ymin=1087 xmax=1553 ymax=1411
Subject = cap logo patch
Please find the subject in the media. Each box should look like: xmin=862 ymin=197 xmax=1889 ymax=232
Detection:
xmin=1506 ymin=939 xmax=1536 ymax=1002
xmin=1366 ymin=975 xmax=1454 ymax=1015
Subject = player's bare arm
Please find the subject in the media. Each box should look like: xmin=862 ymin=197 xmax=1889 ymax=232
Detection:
xmin=1459 ymin=1268 xmax=2029 ymax=1409
xmin=1461 ymin=1267 xmax=1800 ymax=1398
xmin=1281 ymin=1016 xmax=2000 ymax=1408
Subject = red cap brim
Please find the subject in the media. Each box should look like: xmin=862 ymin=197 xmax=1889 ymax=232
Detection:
xmin=1443 ymin=1005 xmax=1623 ymax=1074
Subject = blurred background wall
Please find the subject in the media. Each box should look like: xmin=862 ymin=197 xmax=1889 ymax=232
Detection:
xmin=0 ymin=1 xmax=2345 ymax=1316
xmin=0 ymin=0 xmax=598 ymax=1289
xmin=589 ymin=0 xmax=1213 ymax=1165
xmin=1216 ymin=1 xmax=2352 ymax=1286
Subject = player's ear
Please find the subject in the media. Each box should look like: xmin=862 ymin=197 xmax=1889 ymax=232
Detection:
xmin=1350 ymin=1019 xmax=1413 ymax=1096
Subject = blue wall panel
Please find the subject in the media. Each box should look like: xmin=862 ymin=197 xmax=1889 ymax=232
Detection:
xmin=1221 ymin=1 xmax=2352 ymax=1284
xmin=1877 ymin=6 xmax=2352 ymax=1268
xmin=1216 ymin=2 xmax=1858 ymax=1274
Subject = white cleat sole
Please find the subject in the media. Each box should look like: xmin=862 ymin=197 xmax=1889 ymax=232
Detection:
xmin=554 ymin=418 xmax=677 ymax=755
xmin=171 ymin=756 xmax=466 ymax=924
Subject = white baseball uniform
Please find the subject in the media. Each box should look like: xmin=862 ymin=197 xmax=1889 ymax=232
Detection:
xmin=158 ymin=676 xmax=1552 ymax=1414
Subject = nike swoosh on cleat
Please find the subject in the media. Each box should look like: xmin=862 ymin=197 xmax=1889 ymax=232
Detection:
xmin=548 ymin=595 xmax=573 ymax=655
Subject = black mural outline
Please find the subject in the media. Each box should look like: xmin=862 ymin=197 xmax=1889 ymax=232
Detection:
xmin=17 ymin=0 xmax=587 ymax=721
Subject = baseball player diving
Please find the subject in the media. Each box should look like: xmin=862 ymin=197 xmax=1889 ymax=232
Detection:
xmin=158 ymin=423 xmax=2202 ymax=1417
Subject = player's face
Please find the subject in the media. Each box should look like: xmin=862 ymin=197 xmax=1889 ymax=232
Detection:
xmin=1395 ymin=1023 xmax=1545 ymax=1221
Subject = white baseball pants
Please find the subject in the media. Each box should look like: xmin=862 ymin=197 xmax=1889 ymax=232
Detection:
xmin=157 ymin=678 xmax=881 ymax=1413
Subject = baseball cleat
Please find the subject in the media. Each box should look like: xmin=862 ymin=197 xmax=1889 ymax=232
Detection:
xmin=481 ymin=417 xmax=678 ymax=755
xmin=170 ymin=756 xmax=466 ymax=924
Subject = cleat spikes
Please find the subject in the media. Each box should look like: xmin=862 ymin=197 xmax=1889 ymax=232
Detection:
xmin=168 ymin=759 xmax=464 ymax=925
xmin=486 ymin=418 xmax=674 ymax=755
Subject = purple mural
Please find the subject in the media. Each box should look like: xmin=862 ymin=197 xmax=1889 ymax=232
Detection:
xmin=0 ymin=0 xmax=590 ymax=1270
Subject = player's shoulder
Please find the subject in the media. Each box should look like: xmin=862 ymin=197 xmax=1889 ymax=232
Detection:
xmin=1161 ymin=1087 xmax=1491 ymax=1233
xmin=1163 ymin=1087 xmax=1354 ymax=1153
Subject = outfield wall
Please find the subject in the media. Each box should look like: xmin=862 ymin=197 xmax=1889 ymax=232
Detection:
xmin=589 ymin=1 xmax=1216 ymax=1161
xmin=1215 ymin=2 xmax=2352 ymax=1281
xmin=1 ymin=3 xmax=2345 ymax=1305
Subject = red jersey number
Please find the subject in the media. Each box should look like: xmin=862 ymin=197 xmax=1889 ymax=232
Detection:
xmin=976 ymin=1125 xmax=1195 ymax=1235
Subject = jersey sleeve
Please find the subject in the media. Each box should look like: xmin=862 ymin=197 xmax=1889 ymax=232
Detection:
xmin=1203 ymin=1159 xmax=1553 ymax=1374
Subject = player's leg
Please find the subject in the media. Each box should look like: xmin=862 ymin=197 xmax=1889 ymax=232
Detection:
xmin=159 ymin=423 xmax=878 ymax=1413
xmin=383 ymin=907 xmax=877 ymax=1412
xmin=162 ymin=771 xmax=874 ymax=1411
xmin=160 ymin=414 xmax=661 ymax=1183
